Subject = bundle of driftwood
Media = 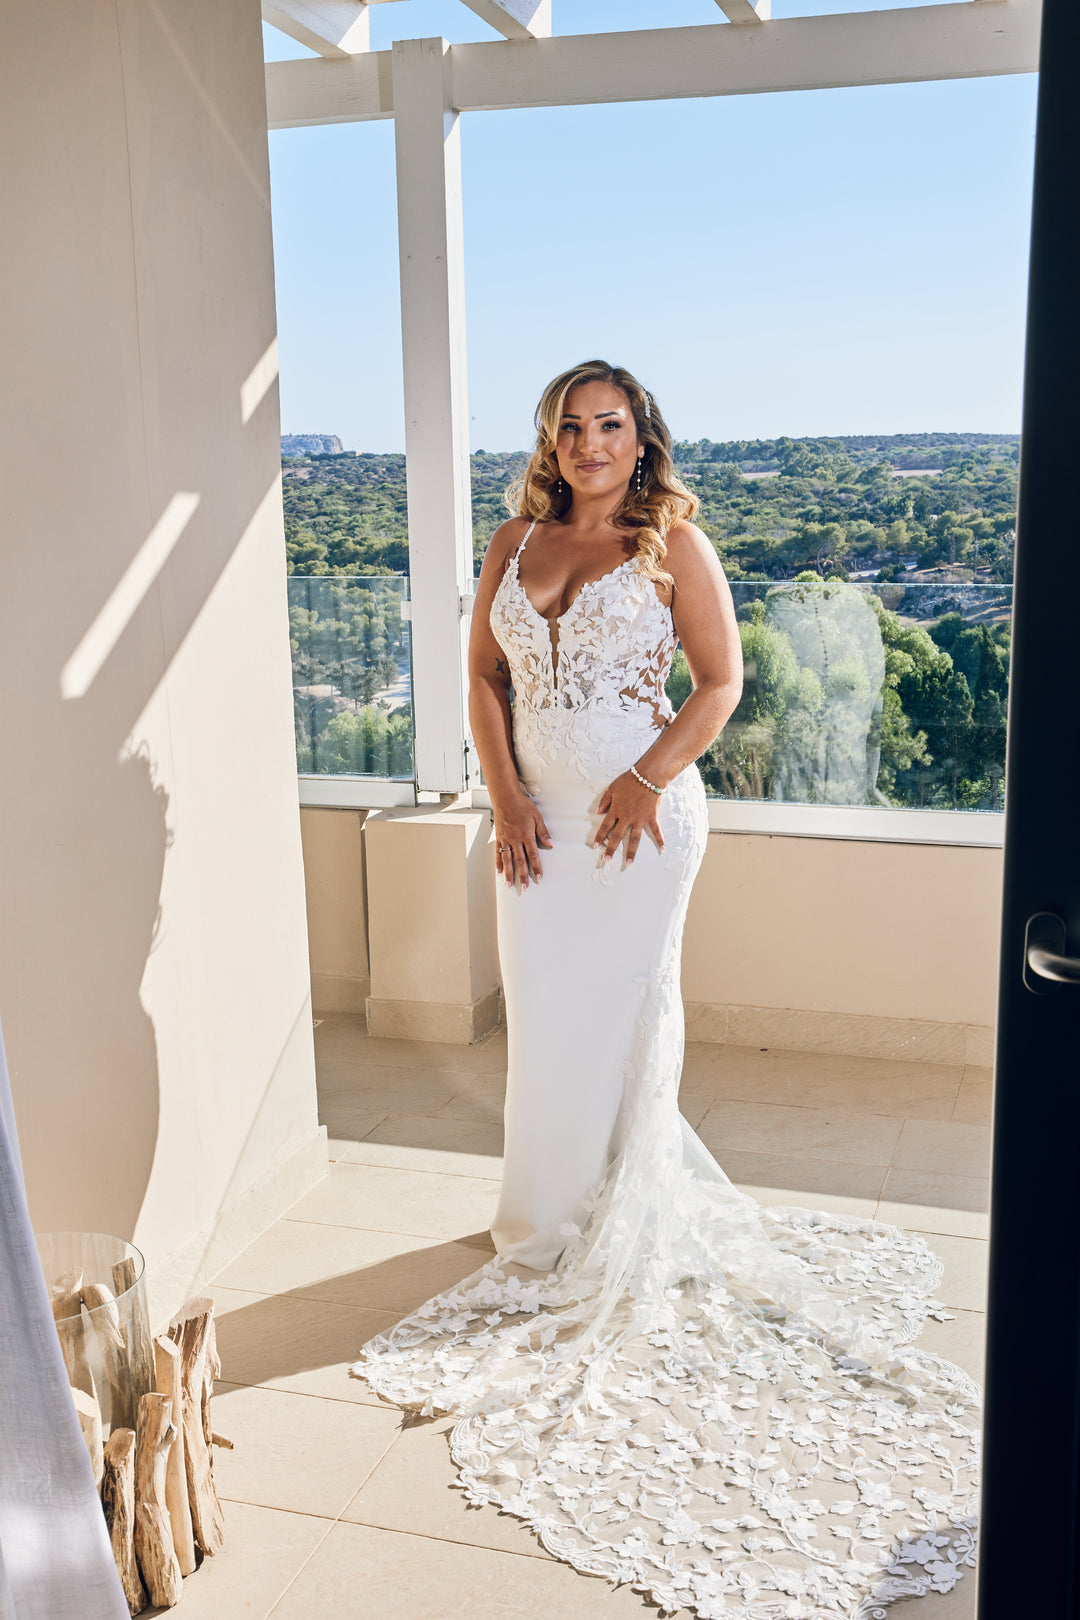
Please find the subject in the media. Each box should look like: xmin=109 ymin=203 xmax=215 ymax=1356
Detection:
xmin=51 ymin=1270 xmax=228 ymax=1615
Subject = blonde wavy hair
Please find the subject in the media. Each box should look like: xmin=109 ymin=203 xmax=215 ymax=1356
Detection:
xmin=506 ymin=359 xmax=698 ymax=586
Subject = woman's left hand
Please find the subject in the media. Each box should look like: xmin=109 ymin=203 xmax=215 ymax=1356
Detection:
xmin=594 ymin=772 xmax=665 ymax=865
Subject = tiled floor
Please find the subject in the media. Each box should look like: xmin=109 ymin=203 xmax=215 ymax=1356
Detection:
xmin=174 ymin=1015 xmax=991 ymax=1619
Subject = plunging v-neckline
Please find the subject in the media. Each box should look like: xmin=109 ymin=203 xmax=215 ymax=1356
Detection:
xmin=514 ymin=555 xmax=637 ymax=633
xmin=510 ymin=528 xmax=637 ymax=691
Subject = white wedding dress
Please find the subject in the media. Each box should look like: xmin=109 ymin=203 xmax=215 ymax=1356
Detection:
xmin=353 ymin=524 xmax=981 ymax=1619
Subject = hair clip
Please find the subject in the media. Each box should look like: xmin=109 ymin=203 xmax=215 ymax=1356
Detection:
xmin=643 ymin=392 xmax=652 ymax=421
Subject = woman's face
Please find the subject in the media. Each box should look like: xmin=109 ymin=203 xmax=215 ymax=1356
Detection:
xmin=555 ymin=381 xmax=641 ymax=502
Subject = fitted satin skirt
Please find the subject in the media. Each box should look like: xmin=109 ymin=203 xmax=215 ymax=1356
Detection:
xmin=491 ymin=733 xmax=708 ymax=1269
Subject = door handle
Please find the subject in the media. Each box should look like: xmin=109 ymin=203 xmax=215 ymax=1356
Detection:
xmin=1024 ymin=911 xmax=1080 ymax=993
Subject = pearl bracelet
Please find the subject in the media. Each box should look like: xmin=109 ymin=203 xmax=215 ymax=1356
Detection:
xmin=630 ymin=763 xmax=663 ymax=795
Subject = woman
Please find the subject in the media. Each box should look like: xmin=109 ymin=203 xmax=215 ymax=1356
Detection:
xmin=355 ymin=362 xmax=980 ymax=1619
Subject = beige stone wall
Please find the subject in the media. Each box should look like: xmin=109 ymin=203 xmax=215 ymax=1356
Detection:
xmin=0 ymin=0 xmax=324 ymax=1320
xmin=304 ymin=803 xmax=1002 ymax=1060
xmin=682 ymin=834 xmax=1002 ymax=1024
xmin=363 ymin=807 xmax=501 ymax=1042
xmin=682 ymin=833 xmax=1002 ymax=1063
xmin=301 ymin=809 xmax=370 ymax=1013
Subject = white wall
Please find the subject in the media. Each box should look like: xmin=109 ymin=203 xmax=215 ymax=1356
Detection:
xmin=301 ymin=803 xmax=1002 ymax=1059
xmin=0 ymin=0 xmax=324 ymax=1319
xmin=301 ymin=808 xmax=370 ymax=1013
xmin=683 ymin=833 xmax=1002 ymax=1028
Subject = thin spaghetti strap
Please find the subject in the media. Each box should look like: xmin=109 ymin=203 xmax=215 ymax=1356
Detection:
xmin=514 ymin=519 xmax=537 ymax=560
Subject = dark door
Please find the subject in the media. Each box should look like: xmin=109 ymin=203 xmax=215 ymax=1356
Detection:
xmin=978 ymin=0 xmax=1080 ymax=1612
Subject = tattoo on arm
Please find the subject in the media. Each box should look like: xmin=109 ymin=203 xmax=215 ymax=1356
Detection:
xmin=496 ymin=658 xmax=507 ymax=674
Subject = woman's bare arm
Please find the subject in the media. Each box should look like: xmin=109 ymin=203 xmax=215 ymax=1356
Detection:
xmin=593 ymin=522 xmax=742 ymax=864
xmin=468 ymin=519 xmax=553 ymax=887
xmin=636 ymin=521 xmax=743 ymax=785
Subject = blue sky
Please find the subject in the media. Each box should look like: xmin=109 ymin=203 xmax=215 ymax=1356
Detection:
xmin=265 ymin=1 xmax=1039 ymax=452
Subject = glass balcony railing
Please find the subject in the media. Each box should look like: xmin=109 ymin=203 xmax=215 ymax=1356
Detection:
xmin=288 ymin=575 xmax=413 ymax=779
xmin=289 ymin=571 xmax=1011 ymax=813
xmin=677 ymin=577 xmax=1012 ymax=812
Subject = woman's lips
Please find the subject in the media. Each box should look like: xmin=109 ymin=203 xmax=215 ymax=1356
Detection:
xmin=576 ymin=461 xmax=606 ymax=472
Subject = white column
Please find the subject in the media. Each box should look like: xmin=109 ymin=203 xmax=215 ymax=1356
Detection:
xmin=392 ymin=36 xmax=474 ymax=795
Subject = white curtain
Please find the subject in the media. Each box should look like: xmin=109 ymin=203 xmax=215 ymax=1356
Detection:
xmin=0 ymin=1015 xmax=128 ymax=1620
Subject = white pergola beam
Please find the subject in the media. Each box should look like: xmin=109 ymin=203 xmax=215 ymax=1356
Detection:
xmin=715 ymin=0 xmax=771 ymax=23
xmin=391 ymin=39 xmax=475 ymax=794
xmin=262 ymin=0 xmax=370 ymax=58
xmin=458 ymin=0 xmax=552 ymax=41
xmin=266 ymin=1 xmax=1039 ymax=128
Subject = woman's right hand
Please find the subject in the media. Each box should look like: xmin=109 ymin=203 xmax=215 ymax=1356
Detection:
xmin=493 ymin=792 xmax=553 ymax=890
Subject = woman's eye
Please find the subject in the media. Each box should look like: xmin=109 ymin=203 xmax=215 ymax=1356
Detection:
xmin=602 ymin=420 xmax=622 ymax=430
xmin=560 ymin=422 xmax=578 ymax=433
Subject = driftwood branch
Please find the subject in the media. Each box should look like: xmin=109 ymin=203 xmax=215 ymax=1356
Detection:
xmin=153 ymin=1335 xmax=197 ymax=1577
xmin=71 ymin=1385 xmax=104 ymax=1487
xmin=167 ymin=1299 xmax=225 ymax=1557
xmin=101 ymin=1429 xmax=147 ymax=1616
xmin=112 ymin=1257 xmax=155 ymax=1423
xmin=134 ymin=1393 xmax=183 ymax=1609
xmin=51 ymin=1269 xmax=94 ymax=1396
xmin=81 ymin=1280 xmax=128 ymax=1430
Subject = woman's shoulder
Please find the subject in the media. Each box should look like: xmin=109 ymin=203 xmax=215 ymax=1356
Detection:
xmin=484 ymin=515 xmax=536 ymax=573
xmin=663 ymin=519 xmax=719 ymax=574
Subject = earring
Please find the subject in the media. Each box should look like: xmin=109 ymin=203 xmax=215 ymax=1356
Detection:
xmin=556 ymin=475 xmax=564 ymax=494
xmin=635 ymin=457 xmax=643 ymax=492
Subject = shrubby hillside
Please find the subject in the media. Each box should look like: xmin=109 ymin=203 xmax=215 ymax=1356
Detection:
xmin=282 ymin=432 xmax=1018 ymax=582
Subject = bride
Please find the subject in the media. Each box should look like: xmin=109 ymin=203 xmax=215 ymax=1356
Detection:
xmin=354 ymin=361 xmax=980 ymax=1619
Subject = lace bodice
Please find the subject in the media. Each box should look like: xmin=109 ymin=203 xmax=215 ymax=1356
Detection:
xmin=490 ymin=522 xmax=677 ymax=784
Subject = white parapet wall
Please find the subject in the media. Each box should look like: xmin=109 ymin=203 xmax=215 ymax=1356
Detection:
xmin=303 ymin=806 xmax=1002 ymax=1065
xmin=0 ymin=0 xmax=327 ymax=1326
xmin=682 ymin=833 xmax=1001 ymax=1066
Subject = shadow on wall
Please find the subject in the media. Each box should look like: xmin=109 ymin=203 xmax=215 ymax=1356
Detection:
xmin=0 ymin=737 xmax=168 ymax=1240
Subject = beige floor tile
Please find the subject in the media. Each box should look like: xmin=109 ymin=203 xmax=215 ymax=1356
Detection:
xmin=962 ymin=1064 xmax=992 ymax=1086
xmin=679 ymin=1095 xmax=711 ymax=1131
xmin=952 ymin=1077 xmax=993 ymax=1126
xmin=877 ymin=1167 xmax=990 ymax=1241
xmin=321 ymin=1108 xmax=387 ymax=1161
xmin=286 ymin=1162 xmax=499 ymax=1241
xmin=692 ymin=1046 xmax=962 ymax=1120
xmin=680 ymin=1042 xmax=720 ymax=1086
xmin=212 ymin=1383 xmax=402 ymax=1518
xmin=143 ymin=1500 xmax=331 ymax=1620
xmin=716 ymin=1146 xmax=886 ymax=1217
xmin=457 ymin=1029 xmax=509 ymax=1074
xmin=269 ymin=1521 xmax=673 ymax=1619
xmin=213 ymin=1219 xmax=492 ymax=1313
xmin=916 ymin=1306 xmax=986 ymax=1384
xmin=697 ymin=1097 xmax=903 ymax=1166
xmin=892 ymin=1118 xmax=991 ymax=1179
xmin=345 ymin=1114 xmax=504 ymax=1180
xmin=211 ymin=1285 xmax=400 ymax=1406
xmin=315 ymin=1016 xmax=505 ymax=1075
xmin=920 ymin=1232 xmax=988 ymax=1313
xmin=315 ymin=1062 xmax=463 ymax=1114
xmin=343 ymin=1416 xmax=551 ymax=1560
xmin=435 ymin=1074 xmax=507 ymax=1124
